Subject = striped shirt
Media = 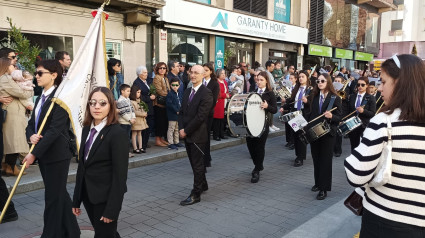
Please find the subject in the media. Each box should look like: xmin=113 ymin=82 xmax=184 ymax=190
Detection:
xmin=345 ymin=108 xmax=425 ymax=227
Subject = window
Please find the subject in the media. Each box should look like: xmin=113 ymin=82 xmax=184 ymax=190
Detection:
xmin=167 ymin=29 xmax=209 ymax=65
xmin=391 ymin=19 xmax=403 ymax=31
xmin=234 ymin=0 xmax=267 ymax=16
xmin=106 ymin=41 xmax=122 ymax=60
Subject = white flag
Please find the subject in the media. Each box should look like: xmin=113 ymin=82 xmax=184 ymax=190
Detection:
xmin=53 ymin=7 xmax=109 ymax=151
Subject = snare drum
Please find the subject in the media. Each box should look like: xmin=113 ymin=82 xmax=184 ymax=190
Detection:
xmin=338 ymin=116 xmax=362 ymax=136
xmin=299 ymin=121 xmax=331 ymax=144
xmin=274 ymin=87 xmax=291 ymax=99
xmin=226 ymin=93 xmax=266 ymax=138
xmin=279 ymin=111 xmax=301 ymax=122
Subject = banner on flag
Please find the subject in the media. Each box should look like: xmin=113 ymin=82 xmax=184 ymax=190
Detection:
xmin=53 ymin=7 xmax=109 ymax=152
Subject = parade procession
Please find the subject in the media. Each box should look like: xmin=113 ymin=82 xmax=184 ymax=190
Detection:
xmin=1 ymin=0 xmax=425 ymax=237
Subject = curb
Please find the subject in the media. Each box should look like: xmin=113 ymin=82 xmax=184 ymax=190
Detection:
xmin=9 ymin=130 xmax=284 ymax=194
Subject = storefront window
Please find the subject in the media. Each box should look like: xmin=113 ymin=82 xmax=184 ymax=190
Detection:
xmin=167 ymin=29 xmax=208 ymax=65
xmin=224 ymin=40 xmax=253 ymax=68
xmin=106 ymin=41 xmax=122 ymax=60
xmin=0 ymin=31 xmax=73 ymax=60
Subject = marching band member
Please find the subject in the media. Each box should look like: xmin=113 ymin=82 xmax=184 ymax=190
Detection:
xmin=343 ymin=76 xmax=376 ymax=151
xmin=280 ymin=73 xmax=297 ymax=150
xmin=284 ymin=70 xmax=311 ymax=167
xmin=333 ymin=76 xmax=345 ymax=157
xmin=247 ymin=71 xmax=277 ymax=183
xmin=304 ymin=73 xmax=342 ymax=200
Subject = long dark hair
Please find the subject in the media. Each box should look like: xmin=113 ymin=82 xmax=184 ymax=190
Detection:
xmin=290 ymin=70 xmax=311 ymax=102
xmin=258 ymin=71 xmax=272 ymax=92
xmin=83 ymin=87 xmax=118 ymax=126
xmin=129 ymin=84 xmax=141 ymax=101
xmin=154 ymin=62 xmax=168 ymax=75
xmin=380 ymin=54 xmax=425 ymax=122
xmin=203 ymin=62 xmax=217 ymax=81
xmin=107 ymin=58 xmax=121 ymax=76
xmin=311 ymin=73 xmax=337 ymax=99
xmin=0 ymin=58 xmax=11 ymax=76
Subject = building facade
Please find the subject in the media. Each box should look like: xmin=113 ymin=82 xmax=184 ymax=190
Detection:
xmin=155 ymin=0 xmax=310 ymax=70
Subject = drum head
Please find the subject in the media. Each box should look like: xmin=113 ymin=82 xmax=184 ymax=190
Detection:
xmin=246 ymin=94 xmax=266 ymax=137
xmin=227 ymin=94 xmax=249 ymax=137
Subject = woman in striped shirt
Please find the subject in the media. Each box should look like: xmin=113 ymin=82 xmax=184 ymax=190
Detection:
xmin=344 ymin=54 xmax=425 ymax=237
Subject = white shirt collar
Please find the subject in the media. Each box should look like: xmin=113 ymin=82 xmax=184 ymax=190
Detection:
xmin=90 ymin=117 xmax=107 ymax=132
xmin=257 ymin=87 xmax=266 ymax=93
xmin=41 ymin=86 xmax=56 ymax=98
xmin=357 ymin=92 xmax=366 ymax=97
xmin=203 ymin=78 xmax=211 ymax=85
xmin=192 ymin=83 xmax=202 ymax=92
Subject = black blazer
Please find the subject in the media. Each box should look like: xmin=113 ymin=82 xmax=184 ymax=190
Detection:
xmin=261 ymin=90 xmax=278 ymax=126
xmin=343 ymin=93 xmax=376 ymax=126
xmin=72 ymin=124 xmax=128 ymax=220
xmin=305 ymin=93 xmax=342 ymax=137
xmin=206 ymin=79 xmax=220 ymax=116
xmin=133 ymin=77 xmax=154 ymax=116
xmin=26 ymin=88 xmax=72 ymax=163
xmin=178 ymin=85 xmax=213 ymax=144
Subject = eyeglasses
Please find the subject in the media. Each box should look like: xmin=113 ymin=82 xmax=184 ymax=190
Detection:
xmin=357 ymin=83 xmax=366 ymax=87
xmin=316 ymin=79 xmax=326 ymax=84
xmin=115 ymin=64 xmax=121 ymax=67
xmin=158 ymin=67 xmax=167 ymax=70
xmin=9 ymin=55 xmax=16 ymax=60
xmin=88 ymin=99 xmax=108 ymax=107
xmin=34 ymin=71 xmax=51 ymax=77
xmin=171 ymin=84 xmax=180 ymax=87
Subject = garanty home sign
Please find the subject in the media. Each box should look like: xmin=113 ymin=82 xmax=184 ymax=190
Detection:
xmin=160 ymin=0 xmax=308 ymax=44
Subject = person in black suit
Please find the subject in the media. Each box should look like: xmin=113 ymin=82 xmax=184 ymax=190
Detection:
xmin=304 ymin=73 xmax=342 ymax=200
xmin=23 ymin=60 xmax=80 ymax=237
xmin=72 ymin=87 xmax=129 ymax=238
xmin=178 ymin=65 xmax=213 ymax=206
xmin=343 ymin=77 xmax=376 ymax=151
xmin=133 ymin=66 xmax=155 ymax=151
xmin=247 ymin=71 xmax=277 ymax=183
xmin=367 ymin=81 xmax=383 ymax=112
xmin=202 ymin=62 xmax=220 ymax=168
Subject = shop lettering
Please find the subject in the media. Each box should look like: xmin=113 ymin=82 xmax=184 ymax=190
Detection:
xmin=236 ymin=16 xmax=286 ymax=34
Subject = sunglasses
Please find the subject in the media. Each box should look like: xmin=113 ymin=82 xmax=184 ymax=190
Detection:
xmin=357 ymin=83 xmax=366 ymax=87
xmin=88 ymin=99 xmax=108 ymax=107
xmin=34 ymin=71 xmax=51 ymax=77
xmin=316 ymin=79 xmax=326 ymax=84
xmin=158 ymin=67 xmax=167 ymax=70
xmin=9 ymin=56 xmax=16 ymax=59
xmin=171 ymin=84 xmax=179 ymax=87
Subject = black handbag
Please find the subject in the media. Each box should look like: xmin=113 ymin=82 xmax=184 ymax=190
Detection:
xmin=1 ymin=108 xmax=6 ymax=122
xmin=156 ymin=95 xmax=166 ymax=105
xmin=344 ymin=190 xmax=363 ymax=216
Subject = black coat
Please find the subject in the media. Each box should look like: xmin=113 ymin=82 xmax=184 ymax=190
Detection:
xmin=26 ymin=88 xmax=72 ymax=163
xmin=206 ymin=80 xmax=220 ymax=116
xmin=305 ymin=93 xmax=342 ymax=137
xmin=178 ymin=85 xmax=213 ymax=144
xmin=133 ymin=77 xmax=154 ymax=116
xmin=72 ymin=124 xmax=129 ymax=220
xmin=343 ymin=93 xmax=376 ymax=126
xmin=261 ymin=90 xmax=278 ymax=124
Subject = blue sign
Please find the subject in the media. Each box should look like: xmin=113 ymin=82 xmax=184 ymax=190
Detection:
xmin=274 ymin=0 xmax=290 ymax=23
xmin=193 ymin=0 xmax=211 ymax=4
xmin=215 ymin=36 xmax=225 ymax=70
xmin=212 ymin=12 xmax=228 ymax=29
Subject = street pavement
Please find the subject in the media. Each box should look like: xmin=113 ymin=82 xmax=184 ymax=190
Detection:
xmin=0 ymin=132 xmax=361 ymax=238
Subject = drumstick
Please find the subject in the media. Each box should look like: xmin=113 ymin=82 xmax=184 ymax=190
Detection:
xmin=308 ymin=107 xmax=337 ymax=124
xmin=376 ymin=102 xmax=385 ymax=115
xmin=341 ymin=105 xmax=365 ymax=121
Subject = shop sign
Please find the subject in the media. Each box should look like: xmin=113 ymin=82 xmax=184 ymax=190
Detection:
xmin=160 ymin=0 xmax=308 ymax=44
xmin=274 ymin=0 xmax=290 ymax=23
xmin=308 ymin=44 xmax=332 ymax=57
xmin=160 ymin=30 xmax=167 ymax=40
xmin=215 ymin=36 xmax=225 ymax=70
xmin=355 ymin=52 xmax=374 ymax=62
xmin=373 ymin=60 xmax=382 ymax=71
xmin=335 ymin=48 xmax=353 ymax=60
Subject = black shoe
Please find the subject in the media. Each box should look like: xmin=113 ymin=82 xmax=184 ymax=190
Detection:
xmin=202 ymin=184 xmax=209 ymax=192
xmin=288 ymin=144 xmax=295 ymax=150
xmin=1 ymin=211 xmax=18 ymax=224
xmin=251 ymin=171 xmax=260 ymax=183
xmin=294 ymin=159 xmax=303 ymax=167
xmin=311 ymin=185 xmax=320 ymax=192
xmin=180 ymin=195 xmax=200 ymax=206
xmin=213 ymin=137 xmax=221 ymax=141
xmin=334 ymin=153 xmax=341 ymax=157
xmin=316 ymin=191 xmax=327 ymax=200
xmin=220 ymin=136 xmax=228 ymax=139
xmin=285 ymin=142 xmax=290 ymax=147
xmin=205 ymin=161 xmax=211 ymax=168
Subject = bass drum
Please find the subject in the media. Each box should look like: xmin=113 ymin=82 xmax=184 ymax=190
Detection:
xmin=226 ymin=93 xmax=266 ymax=138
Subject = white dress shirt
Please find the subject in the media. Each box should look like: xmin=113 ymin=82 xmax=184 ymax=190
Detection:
xmin=203 ymin=78 xmax=211 ymax=86
xmin=35 ymin=86 xmax=56 ymax=122
xmin=84 ymin=117 xmax=107 ymax=160
xmin=294 ymin=86 xmax=306 ymax=110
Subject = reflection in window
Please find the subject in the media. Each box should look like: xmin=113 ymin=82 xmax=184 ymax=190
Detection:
xmin=106 ymin=41 xmax=122 ymax=60
xmin=167 ymin=30 xmax=208 ymax=65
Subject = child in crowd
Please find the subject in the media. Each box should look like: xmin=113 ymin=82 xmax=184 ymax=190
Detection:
xmin=129 ymin=85 xmax=148 ymax=154
xmin=11 ymin=69 xmax=34 ymax=110
xmin=166 ymin=78 xmax=183 ymax=150
xmin=117 ymin=84 xmax=136 ymax=157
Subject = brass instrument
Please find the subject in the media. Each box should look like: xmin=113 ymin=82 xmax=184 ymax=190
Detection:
xmin=273 ymin=87 xmax=291 ymax=99
xmin=337 ymin=79 xmax=350 ymax=100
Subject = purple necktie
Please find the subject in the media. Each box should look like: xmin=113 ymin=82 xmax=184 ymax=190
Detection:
xmin=35 ymin=95 xmax=47 ymax=133
xmin=356 ymin=95 xmax=362 ymax=108
xmin=84 ymin=128 xmax=97 ymax=160
xmin=203 ymin=80 xmax=207 ymax=86
xmin=296 ymin=87 xmax=304 ymax=110
xmin=258 ymin=89 xmax=263 ymax=94
xmin=188 ymin=88 xmax=196 ymax=104
xmin=319 ymin=95 xmax=324 ymax=112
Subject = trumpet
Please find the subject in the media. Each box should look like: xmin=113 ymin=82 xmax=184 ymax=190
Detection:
xmin=337 ymin=79 xmax=350 ymax=100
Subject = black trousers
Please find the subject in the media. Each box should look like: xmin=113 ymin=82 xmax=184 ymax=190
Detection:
xmin=349 ymin=126 xmax=365 ymax=152
xmin=0 ymin=173 xmax=16 ymax=217
xmin=310 ymin=134 xmax=335 ymax=191
xmin=246 ymin=127 xmax=269 ymax=171
xmin=142 ymin=115 xmax=154 ymax=149
xmin=4 ymin=153 xmax=19 ymax=168
xmin=153 ymin=106 xmax=167 ymax=138
xmin=360 ymin=209 xmax=425 ymax=238
xmin=212 ymin=118 xmax=225 ymax=138
xmin=203 ymin=116 xmax=213 ymax=166
xmin=82 ymin=184 xmax=120 ymax=238
xmin=39 ymin=160 xmax=80 ymax=238
xmin=185 ymin=142 xmax=207 ymax=196
xmin=285 ymin=122 xmax=294 ymax=144
xmin=294 ymin=131 xmax=307 ymax=160
xmin=333 ymin=134 xmax=342 ymax=155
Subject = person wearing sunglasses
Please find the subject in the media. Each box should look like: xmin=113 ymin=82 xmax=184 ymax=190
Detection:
xmin=0 ymin=47 xmax=17 ymax=66
xmin=107 ymin=58 xmax=123 ymax=101
xmin=342 ymin=76 xmax=376 ymax=151
xmin=72 ymin=87 xmax=128 ymax=238
xmin=153 ymin=62 xmax=171 ymax=147
xmin=23 ymin=60 xmax=80 ymax=237
xmin=166 ymin=78 xmax=183 ymax=150
xmin=304 ymin=73 xmax=342 ymax=200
